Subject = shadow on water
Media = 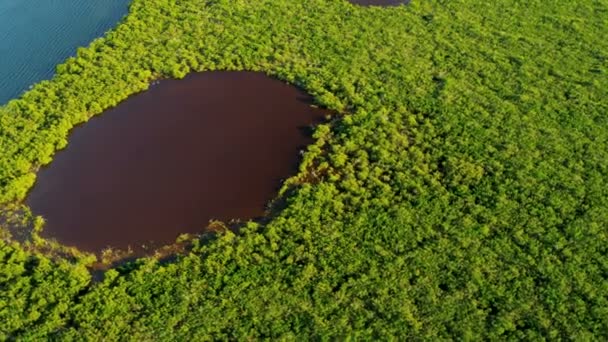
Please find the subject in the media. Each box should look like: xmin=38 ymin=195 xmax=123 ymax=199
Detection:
xmin=25 ymin=71 xmax=329 ymax=255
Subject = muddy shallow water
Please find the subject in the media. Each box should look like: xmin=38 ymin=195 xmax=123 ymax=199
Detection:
xmin=348 ymin=0 xmax=410 ymax=6
xmin=26 ymin=72 xmax=328 ymax=253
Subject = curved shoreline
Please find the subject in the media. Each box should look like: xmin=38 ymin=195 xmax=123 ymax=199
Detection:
xmin=26 ymin=71 xmax=329 ymax=254
xmin=0 ymin=0 xmax=606 ymax=338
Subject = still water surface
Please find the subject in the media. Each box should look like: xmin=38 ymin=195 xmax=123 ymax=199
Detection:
xmin=0 ymin=0 xmax=130 ymax=104
xmin=26 ymin=72 xmax=328 ymax=253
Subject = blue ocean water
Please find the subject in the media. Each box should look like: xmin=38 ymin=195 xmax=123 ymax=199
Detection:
xmin=0 ymin=0 xmax=130 ymax=104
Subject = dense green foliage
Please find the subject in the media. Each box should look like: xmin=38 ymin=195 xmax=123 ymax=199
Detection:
xmin=1 ymin=0 xmax=608 ymax=339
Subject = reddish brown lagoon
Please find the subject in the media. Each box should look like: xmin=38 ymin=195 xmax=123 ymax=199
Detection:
xmin=26 ymin=72 xmax=327 ymax=253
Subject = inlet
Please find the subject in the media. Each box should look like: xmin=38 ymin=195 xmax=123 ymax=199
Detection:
xmin=26 ymin=72 xmax=328 ymax=253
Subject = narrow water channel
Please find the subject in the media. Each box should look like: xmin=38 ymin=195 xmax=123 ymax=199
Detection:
xmin=26 ymin=72 xmax=328 ymax=253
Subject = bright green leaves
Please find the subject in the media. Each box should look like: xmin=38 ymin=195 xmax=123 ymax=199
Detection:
xmin=1 ymin=0 xmax=607 ymax=339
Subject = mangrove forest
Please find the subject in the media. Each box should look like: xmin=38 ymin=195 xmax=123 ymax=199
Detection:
xmin=0 ymin=0 xmax=607 ymax=340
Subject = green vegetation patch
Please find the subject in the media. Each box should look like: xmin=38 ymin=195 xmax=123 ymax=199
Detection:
xmin=1 ymin=0 xmax=607 ymax=339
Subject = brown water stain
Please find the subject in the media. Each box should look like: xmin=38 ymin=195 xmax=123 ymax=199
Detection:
xmin=348 ymin=0 xmax=410 ymax=6
xmin=25 ymin=71 xmax=328 ymax=254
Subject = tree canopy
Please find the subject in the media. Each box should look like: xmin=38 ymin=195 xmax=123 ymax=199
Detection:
xmin=1 ymin=0 xmax=607 ymax=339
